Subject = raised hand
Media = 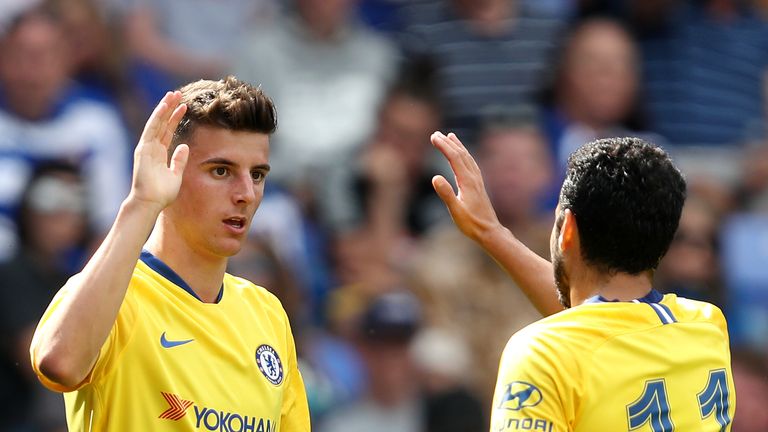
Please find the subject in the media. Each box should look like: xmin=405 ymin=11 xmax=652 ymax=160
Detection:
xmin=129 ymin=91 xmax=189 ymax=211
xmin=430 ymin=131 xmax=502 ymax=243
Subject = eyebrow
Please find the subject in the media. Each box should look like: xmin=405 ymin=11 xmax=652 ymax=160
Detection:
xmin=200 ymin=157 xmax=271 ymax=172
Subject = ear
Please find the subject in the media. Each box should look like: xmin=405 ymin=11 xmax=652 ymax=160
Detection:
xmin=558 ymin=209 xmax=578 ymax=253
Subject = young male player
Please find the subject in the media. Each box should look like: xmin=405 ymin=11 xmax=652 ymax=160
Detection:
xmin=30 ymin=77 xmax=310 ymax=431
xmin=430 ymin=132 xmax=734 ymax=431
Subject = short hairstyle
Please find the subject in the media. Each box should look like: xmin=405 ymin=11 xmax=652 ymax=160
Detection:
xmin=559 ymin=137 xmax=686 ymax=274
xmin=172 ymin=76 xmax=277 ymax=148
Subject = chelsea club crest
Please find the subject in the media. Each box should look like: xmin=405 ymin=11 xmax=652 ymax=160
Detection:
xmin=256 ymin=344 xmax=284 ymax=386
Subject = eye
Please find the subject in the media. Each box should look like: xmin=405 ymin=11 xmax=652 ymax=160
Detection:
xmin=212 ymin=166 xmax=229 ymax=177
xmin=251 ymin=170 xmax=266 ymax=183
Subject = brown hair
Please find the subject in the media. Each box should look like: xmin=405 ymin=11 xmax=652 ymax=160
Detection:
xmin=172 ymin=76 xmax=277 ymax=148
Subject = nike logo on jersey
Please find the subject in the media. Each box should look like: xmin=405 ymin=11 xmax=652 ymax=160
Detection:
xmin=160 ymin=332 xmax=194 ymax=348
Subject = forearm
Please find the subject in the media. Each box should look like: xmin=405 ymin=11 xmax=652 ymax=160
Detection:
xmin=478 ymin=225 xmax=563 ymax=316
xmin=126 ymin=9 xmax=223 ymax=79
xmin=31 ymin=197 xmax=161 ymax=388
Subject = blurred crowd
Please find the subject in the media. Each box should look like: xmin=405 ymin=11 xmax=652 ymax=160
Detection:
xmin=0 ymin=0 xmax=768 ymax=431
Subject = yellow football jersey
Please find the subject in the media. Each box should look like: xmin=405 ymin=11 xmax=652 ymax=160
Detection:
xmin=32 ymin=251 xmax=310 ymax=431
xmin=490 ymin=290 xmax=734 ymax=432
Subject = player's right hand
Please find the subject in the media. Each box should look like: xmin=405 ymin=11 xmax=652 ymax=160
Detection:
xmin=128 ymin=91 xmax=189 ymax=211
xmin=430 ymin=131 xmax=503 ymax=243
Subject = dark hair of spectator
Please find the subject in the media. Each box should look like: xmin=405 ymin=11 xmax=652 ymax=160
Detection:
xmin=559 ymin=137 xmax=686 ymax=274
xmin=386 ymin=57 xmax=441 ymax=114
xmin=171 ymin=76 xmax=277 ymax=153
xmin=16 ymin=162 xmax=89 ymax=247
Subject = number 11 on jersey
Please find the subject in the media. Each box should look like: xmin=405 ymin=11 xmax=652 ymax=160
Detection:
xmin=627 ymin=369 xmax=731 ymax=432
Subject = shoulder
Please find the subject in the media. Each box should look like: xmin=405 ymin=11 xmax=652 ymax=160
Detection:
xmin=503 ymin=306 xmax=623 ymax=362
xmin=662 ymin=293 xmax=729 ymax=335
xmin=224 ymin=273 xmax=289 ymax=320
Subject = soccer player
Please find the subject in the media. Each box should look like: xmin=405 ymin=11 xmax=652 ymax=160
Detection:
xmin=29 ymin=77 xmax=310 ymax=431
xmin=430 ymin=131 xmax=735 ymax=431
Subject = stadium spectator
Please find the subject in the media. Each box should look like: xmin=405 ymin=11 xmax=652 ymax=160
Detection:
xmin=235 ymin=0 xmax=397 ymax=195
xmin=47 ymin=0 xmax=146 ymax=134
xmin=123 ymin=0 xmax=277 ymax=105
xmin=635 ymin=0 xmax=768 ymax=146
xmin=318 ymin=62 xmax=446 ymax=296
xmin=411 ymin=327 xmax=485 ymax=432
xmin=319 ymin=62 xmax=444 ymax=238
xmin=542 ymin=17 xmax=659 ymax=174
xmin=731 ymin=349 xmax=768 ymax=432
xmin=655 ymin=195 xmax=724 ymax=306
xmin=0 ymin=163 xmax=88 ymax=431
xmin=318 ymin=291 xmax=423 ymax=432
xmin=400 ymin=0 xmax=564 ymax=146
xmin=0 ymin=6 xmax=131 ymax=260
xmin=409 ymin=111 xmax=552 ymax=407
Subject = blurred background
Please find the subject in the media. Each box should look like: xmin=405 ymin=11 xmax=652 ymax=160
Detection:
xmin=0 ymin=0 xmax=767 ymax=431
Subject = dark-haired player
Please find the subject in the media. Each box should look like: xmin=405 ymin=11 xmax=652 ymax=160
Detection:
xmin=30 ymin=78 xmax=310 ymax=430
xmin=430 ymin=132 xmax=734 ymax=431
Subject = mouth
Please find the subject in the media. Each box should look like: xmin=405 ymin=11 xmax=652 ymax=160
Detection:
xmin=223 ymin=217 xmax=246 ymax=231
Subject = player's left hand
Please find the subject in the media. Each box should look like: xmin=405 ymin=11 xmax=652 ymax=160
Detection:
xmin=431 ymin=131 xmax=503 ymax=243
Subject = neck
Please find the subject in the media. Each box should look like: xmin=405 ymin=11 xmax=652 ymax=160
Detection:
xmin=559 ymin=95 xmax=605 ymax=132
xmin=571 ymin=268 xmax=654 ymax=306
xmin=145 ymin=218 xmax=228 ymax=303
xmin=457 ymin=0 xmax=515 ymax=36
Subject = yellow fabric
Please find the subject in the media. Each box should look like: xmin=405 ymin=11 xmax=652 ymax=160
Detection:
xmin=33 ymin=258 xmax=310 ymax=431
xmin=490 ymin=293 xmax=735 ymax=432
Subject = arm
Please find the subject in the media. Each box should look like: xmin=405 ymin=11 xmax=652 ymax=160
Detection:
xmin=430 ymin=131 xmax=563 ymax=316
xmin=30 ymin=92 xmax=189 ymax=390
xmin=125 ymin=7 xmax=224 ymax=80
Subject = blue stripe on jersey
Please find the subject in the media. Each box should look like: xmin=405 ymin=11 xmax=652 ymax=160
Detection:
xmin=140 ymin=250 xmax=223 ymax=303
xmin=648 ymin=303 xmax=675 ymax=325
xmin=583 ymin=289 xmax=676 ymax=325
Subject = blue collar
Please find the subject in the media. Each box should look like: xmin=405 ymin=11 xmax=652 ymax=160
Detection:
xmin=583 ymin=289 xmax=663 ymax=305
xmin=140 ymin=250 xmax=223 ymax=303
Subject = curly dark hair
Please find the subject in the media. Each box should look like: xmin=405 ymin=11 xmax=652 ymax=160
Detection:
xmin=559 ymin=137 xmax=686 ymax=274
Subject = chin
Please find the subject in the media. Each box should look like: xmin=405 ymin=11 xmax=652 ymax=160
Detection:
xmin=210 ymin=239 xmax=245 ymax=258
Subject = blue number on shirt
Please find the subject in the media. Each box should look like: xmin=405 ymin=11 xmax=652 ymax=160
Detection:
xmin=697 ymin=369 xmax=731 ymax=432
xmin=627 ymin=370 xmax=732 ymax=431
xmin=627 ymin=379 xmax=674 ymax=432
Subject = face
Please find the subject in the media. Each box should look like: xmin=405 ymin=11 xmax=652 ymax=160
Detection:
xmin=550 ymin=205 xmax=572 ymax=308
xmin=562 ymin=21 xmax=638 ymax=125
xmin=165 ymin=127 xmax=270 ymax=259
xmin=373 ymin=94 xmax=440 ymax=177
xmin=658 ymin=200 xmax=718 ymax=284
xmin=479 ymin=128 xmax=553 ymax=221
xmin=296 ymin=0 xmax=355 ymax=33
xmin=24 ymin=172 xmax=87 ymax=257
xmin=0 ymin=15 xmax=70 ymax=119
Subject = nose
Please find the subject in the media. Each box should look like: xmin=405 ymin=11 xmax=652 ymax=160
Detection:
xmin=232 ymin=172 xmax=257 ymax=205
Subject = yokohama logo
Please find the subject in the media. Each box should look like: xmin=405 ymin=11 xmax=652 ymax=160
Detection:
xmin=159 ymin=392 xmax=194 ymax=420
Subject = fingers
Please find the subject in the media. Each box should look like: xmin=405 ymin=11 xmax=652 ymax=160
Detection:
xmin=430 ymin=131 xmax=481 ymax=185
xmin=169 ymin=144 xmax=189 ymax=176
xmin=161 ymin=103 xmax=187 ymax=146
xmin=141 ymin=91 xmax=184 ymax=146
xmin=432 ymin=174 xmax=457 ymax=210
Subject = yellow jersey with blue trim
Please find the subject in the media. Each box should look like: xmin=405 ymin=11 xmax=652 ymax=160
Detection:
xmin=32 ymin=251 xmax=310 ymax=432
xmin=490 ymin=290 xmax=734 ymax=432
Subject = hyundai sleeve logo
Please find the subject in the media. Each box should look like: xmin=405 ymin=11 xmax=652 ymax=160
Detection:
xmin=160 ymin=332 xmax=194 ymax=348
xmin=497 ymin=381 xmax=544 ymax=411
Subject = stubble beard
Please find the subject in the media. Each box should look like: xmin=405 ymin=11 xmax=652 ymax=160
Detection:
xmin=553 ymin=251 xmax=571 ymax=309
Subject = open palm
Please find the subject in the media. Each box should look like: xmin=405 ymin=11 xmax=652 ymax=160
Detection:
xmin=130 ymin=91 xmax=189 ymax=211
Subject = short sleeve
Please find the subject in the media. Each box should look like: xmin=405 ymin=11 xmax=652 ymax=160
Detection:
xmin=489 ymin=329 xmax=574 ymax=432
xmin=279 ymin=316 xmax=311 ymax=432
xmin=30 ymin=273 xmax=139 ymax=392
